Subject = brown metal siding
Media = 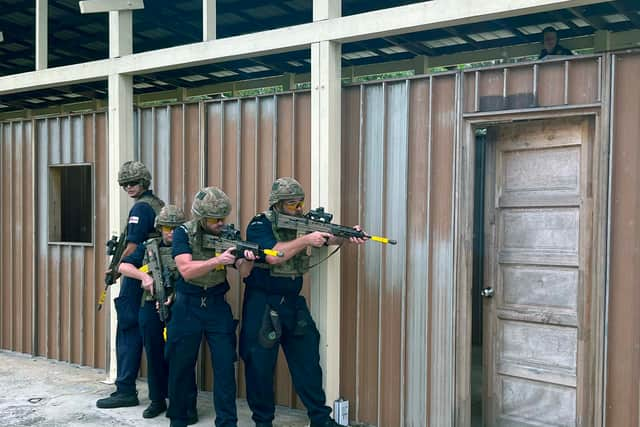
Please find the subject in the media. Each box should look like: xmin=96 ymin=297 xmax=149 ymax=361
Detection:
xmin=136 ymin=93 xmax=311 ymax=404
xmin=0 ymin=120 xmax=35 ymax=355
xmin=11 ymin=113 xmax=108 ymax=368
xmin=340 ymin=74 xmax=457 ymax=427
xmin=463 ymin=56 xmax=601 ymax=113
xmin=606 ymin=52 xmax=640 ymax=427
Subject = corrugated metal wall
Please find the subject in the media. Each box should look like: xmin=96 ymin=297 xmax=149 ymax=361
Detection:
xmin=1 ymin=52 xmax=639 ymax=426
xmin=340 ymin=74 xmax=458 ymax=427
xmin=135 ymin=93 xmax=312 ymax=408
xmin=34 ymin=113 xmax=109 ymax=368
xmin=606 ymin=51 xmax=640 ymax=427
xmin=0 ymin=120 xmax=35 ymax=356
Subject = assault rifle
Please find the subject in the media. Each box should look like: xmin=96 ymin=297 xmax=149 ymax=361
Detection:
xmin=201 ymin=224 xmax=284 ymax=259
xmin=98 ymin=232 xmax=127 ymax=310
xmin=143 ymin=240 xmax=172 ymax=322
xmin=275 ymin=207 xmax=397 ymax=245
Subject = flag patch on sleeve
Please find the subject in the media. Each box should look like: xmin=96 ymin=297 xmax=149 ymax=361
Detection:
xmin=129 ymin=216 xmax=140 ymax=224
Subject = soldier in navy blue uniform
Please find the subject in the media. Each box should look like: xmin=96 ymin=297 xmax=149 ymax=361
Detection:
xmin=167 ymin=187 xmax=256 ymax=427
xmin=239 ymin=177 xmax=364 ymax=427
xmin=117 ymin=205 xmax=197 ymax=423
xmin=97 ymin=161 xmax=164 ymax=410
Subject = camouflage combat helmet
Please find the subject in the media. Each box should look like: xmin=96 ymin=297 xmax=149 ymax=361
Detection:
xmin=268 ymin=177 xmax=305 ymax=207
xmin=191 ymin=187 xmax=231 ymax=219
xmin=155 ymin=204 xmax=186 ymax=229
xmin=118 ymin=161 xmax=152 ymax=188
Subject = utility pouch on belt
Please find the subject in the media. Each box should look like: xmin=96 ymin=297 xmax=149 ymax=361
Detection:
xmin=258 ymin=305 xmax=282 ymax=349
xmin=293 ymin=309 xmax=309 ymax=336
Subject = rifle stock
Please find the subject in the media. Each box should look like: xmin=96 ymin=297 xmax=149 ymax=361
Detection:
xmin=201 ymin=224 xmax=284 ymax=258
xmin=98 ymin=232 xmax=127 ymax=310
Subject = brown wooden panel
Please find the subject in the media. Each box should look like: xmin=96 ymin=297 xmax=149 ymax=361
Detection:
xmin=339 ymin=86 xmax=361 ymax=408
xmin=405 ymin=77 xmax=431 ymax=426
xmin=606 ymin=52 xmax=640 ymax=427
xmin=1 ymin=124 xmax=10 ymax=350
xmin=379 ymin=80 xmax=409 ymax=427
xmin=537 ymin=61 xmax=565 ymax=107
xmin=464 ymin=72 xmax=476 ymax=113
xmin=478 ymin=69 xmax=504 ymax=111
xmin=506 ymin=66 xmax=535 ymax=109
xmin=256 ymin=95 xmax=276 ymax=211
xmin=276 ymin=94 xmax=294 ymax=178
xmin=567 ymin=58 xmax=599 ymax=106
xmin=23 ymin=121 xmax=34 ymax=355
xmin=169 ymin=105 xmax=186 ymax=209
xmin=357 ymin=83 xmax=384 ymax=424
xmin=428 ymin=74 xmax=456 ymax=425
xmin=184 ymin=104 xmax=202 ymax=214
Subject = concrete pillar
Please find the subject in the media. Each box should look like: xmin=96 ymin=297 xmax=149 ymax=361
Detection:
xmin=413 ymin=55 xmax=430 ymax=76
xmin=36 ymin=0 xmax=48 ymax=70
xmin=203 ymin=0 xmax=216 ymax=41
xmin=106 ymin=10 xmax=134 ymax=382
xmin=311 ymin=0 xmax=342 ymax=408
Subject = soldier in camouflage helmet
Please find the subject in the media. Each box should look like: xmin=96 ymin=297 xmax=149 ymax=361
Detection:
xmin=239 ymin=177 xmax=364 ymax=427
xmin=97 ymin=161 xmax=165 ymax=412
xmin=166 ymin=187 xmax=256 ymax=427
xmin=155 ymin=205 xmax=186 ymax=230
xmin=116 ymin=204 xmax=197 ymax=421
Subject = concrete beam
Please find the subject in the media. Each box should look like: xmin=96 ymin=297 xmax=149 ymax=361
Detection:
xmin=0 ymin=0 xmax=607 ymax=95
xmin=79 ymin=0 xmax=144 ymax=14
xmin=203 ymin=0 xmax=216 ymax=41
xmin=36 ymin=0 xmax=48 ymax=70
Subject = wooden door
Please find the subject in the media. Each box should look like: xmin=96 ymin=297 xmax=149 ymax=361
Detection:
xmin=483 ymin=117 xmax=594 ymax=427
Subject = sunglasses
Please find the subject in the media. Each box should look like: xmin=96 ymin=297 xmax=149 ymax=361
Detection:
xmin=283 ymin=200 xmax=304 ymax=209
xmin=120 ymin=181 xmax=141 ymax=188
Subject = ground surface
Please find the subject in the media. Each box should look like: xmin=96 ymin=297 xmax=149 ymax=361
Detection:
xmin=0 ymin=350 xmax=309 ymax=427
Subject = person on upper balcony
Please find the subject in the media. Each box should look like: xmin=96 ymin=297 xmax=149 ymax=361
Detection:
xmin=539 ymin=26 xmax=574 ymax=60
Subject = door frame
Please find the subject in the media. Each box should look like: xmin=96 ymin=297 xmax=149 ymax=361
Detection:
xmin=453 ymin=107 xmax=610 ymax=427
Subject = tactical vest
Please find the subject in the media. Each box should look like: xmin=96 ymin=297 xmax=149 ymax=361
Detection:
xmin=254 ymin=210 xmax=310 ymax=278
xmin=135 ymin=192 xmax=165 ymax=216
xmin=182 ymin=220 xmax=227 ymax=288
xmin=142 ymin=237 xmax=178 ymax=301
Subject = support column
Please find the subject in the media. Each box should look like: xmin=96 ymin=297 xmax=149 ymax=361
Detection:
xmin=106 ymin=10 xmax=134 ymax=382
xmin=203 ymin=0 xmax=216 ymax=41
xmin=311 ymin=0 xmax=342 ymax=409
xmin=413 ymin=55 xmax=430 ymax=76
xmin=35 ymin=0 xmax=48 ymax=70
xmin=594 ymin=29 xmax=612 ymax=53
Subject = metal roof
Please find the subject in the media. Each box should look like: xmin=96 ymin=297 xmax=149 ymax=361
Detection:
xmin=0 ymin=0 xmax=639 ymax=112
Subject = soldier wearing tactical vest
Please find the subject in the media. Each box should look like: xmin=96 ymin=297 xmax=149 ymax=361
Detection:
xmin=239 ymin=177 xmax=365 ymax=427
xmin=167 ymin=187 xmax=256 ymax=427
xmin=97 ymin=161 xmax=165 ymax=410
xmin=116 ymin=205 xmax=198 ymax=423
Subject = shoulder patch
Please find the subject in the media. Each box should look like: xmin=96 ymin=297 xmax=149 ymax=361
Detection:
xmin=129 ymin=216 xmax=140 ymax=224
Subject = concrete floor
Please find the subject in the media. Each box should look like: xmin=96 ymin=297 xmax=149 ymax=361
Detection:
xmin=0 ymin=350 xmax=309 ymax=427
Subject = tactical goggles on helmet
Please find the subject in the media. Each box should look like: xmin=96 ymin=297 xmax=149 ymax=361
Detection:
xmin=160 ymin=225 xmax=177 ymax=233
xmin=283 ymin=199 xmax=304 ymax=209
xmin=205 ymin=217 xmax=227 ymax=225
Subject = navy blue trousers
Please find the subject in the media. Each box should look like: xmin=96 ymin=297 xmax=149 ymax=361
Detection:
xmin=139 ymin=300 xmax=169 ymax=402
xmin=114 ymin=278 xmax=143 ymax=395
xmin=239 ymin=290 xmax=331 ymax=425
xmin=166 ymin=291 xmax=238 ymax=427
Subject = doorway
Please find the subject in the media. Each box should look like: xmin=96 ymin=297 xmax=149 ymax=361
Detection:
xmin=469 ymin=116 xmax=599 ymax=427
